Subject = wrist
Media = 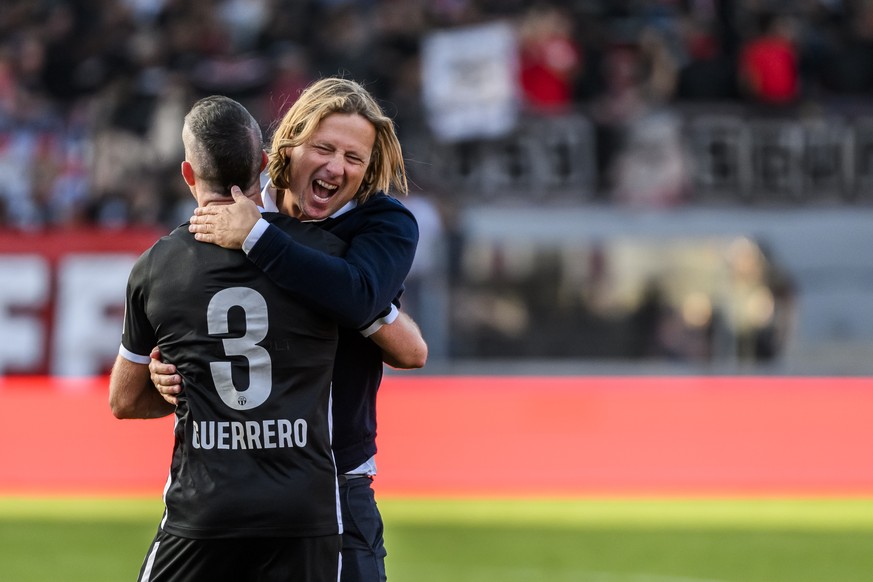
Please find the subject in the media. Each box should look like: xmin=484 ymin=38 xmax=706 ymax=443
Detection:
xmin=242 ymin=218 xmax=269 ymax=254
xmin=360 ymin=304 xmax=399 ymax=337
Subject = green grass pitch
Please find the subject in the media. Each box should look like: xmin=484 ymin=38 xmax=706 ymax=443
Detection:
xmin=2 ymin=496 xmax=873 ymax=581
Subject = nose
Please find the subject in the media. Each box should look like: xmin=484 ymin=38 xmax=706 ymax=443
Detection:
xmin=324 ymin=153 xmax=344 ymax=176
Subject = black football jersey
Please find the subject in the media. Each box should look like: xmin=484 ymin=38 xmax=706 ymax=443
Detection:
xmin=121 ymin=213 xmax=346 ymax=539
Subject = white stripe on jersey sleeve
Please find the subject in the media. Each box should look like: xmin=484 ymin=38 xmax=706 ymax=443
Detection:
xmin=118 ymin=344 xmax=151 ymax=364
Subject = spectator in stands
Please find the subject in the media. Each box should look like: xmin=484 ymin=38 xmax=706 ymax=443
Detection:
xmin=4 ymin=1 xmax=873 ymax=229
xmin=636 ymin=24 xmax=680 ymax=105
xmin=810 ymin=5 xmax=873 ymax=98
xmin=589 ymin=43 xmax=649 ymax=193
xmin=676 ymin=19 xmax=739 ymax=102
xmin=517 ymin=4 xmax=583 ymax=112
xmin=738 ymin=12 xmax=801 ymax=107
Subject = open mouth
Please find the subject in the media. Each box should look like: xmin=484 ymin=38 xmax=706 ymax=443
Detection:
xmin=313 ymin=179 xmax=338 ymax=202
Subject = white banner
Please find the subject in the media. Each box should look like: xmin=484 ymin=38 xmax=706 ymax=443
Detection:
xmin=421 ymin=21 xmax=519 ymax=142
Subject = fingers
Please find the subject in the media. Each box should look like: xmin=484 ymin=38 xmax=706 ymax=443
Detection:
xmin=149 ymin=357 xmax=176 ymax=375
xmin=187 ymin=220 xmax=216 ymax=242
xmin=151 ymin=370 xmax=180 ymax=385
xmin=193 ymin=205 xmax=221 ymax=216
xmin=151 ymin=370 xmax=181 ymax=387
xmin=188 ymin=219 xmax=216 ymax=242
xmin=149 ymin=355 xmax=181 ymax=392
xmin=147 ymin=347 xmax=183 ymax=400
xmin=189 ymin=213 xmax=215 ymax=226
xmin=189 ymin=212 xmax=220 ymax=240
xmin=231 ymin=185 xmax=244 ymax=199
xmin=155 ymin=383 xmax=182 ymax=396
xmin=160 ymin=393 xmax=179 ymax=406
xmin=188 ymin=220 xmax=211 ymax=233
xmin=152 ymin=373 xmax=182 ymax=402
xmin=188 ymin=199 xmax=249 ymax=249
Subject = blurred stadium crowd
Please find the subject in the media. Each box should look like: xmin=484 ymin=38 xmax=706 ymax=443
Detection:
xmin=2 ymin=0 xmax=872 ymax=229
xmin=3 ymin=0 xmax=873 ymax=372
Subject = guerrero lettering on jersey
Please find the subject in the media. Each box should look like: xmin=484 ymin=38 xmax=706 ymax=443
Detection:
xmin=192 ymin=418 xmax=308 ymax=450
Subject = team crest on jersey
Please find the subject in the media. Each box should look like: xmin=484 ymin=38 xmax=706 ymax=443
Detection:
xmin=238 ymin=395 xmax=247 ymax=406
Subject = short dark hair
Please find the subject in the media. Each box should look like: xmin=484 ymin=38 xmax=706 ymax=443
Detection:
xmin=183 ymin=96 xmax=263 ymax=195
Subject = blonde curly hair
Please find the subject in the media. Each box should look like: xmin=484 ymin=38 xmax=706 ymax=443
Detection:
xmin=268 ymin=77 xmax=408 ymax=202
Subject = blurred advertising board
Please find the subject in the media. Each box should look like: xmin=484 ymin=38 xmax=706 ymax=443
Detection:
xmin=0 ymin=228 xmax=164 ymax=376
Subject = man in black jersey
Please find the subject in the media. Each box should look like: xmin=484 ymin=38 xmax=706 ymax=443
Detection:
xmin=109 ymin=95 xmax=343 ymax=582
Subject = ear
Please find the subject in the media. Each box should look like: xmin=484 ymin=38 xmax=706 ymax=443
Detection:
xmin=181 ymin=161 xmax=196 ymax=186
xmin=260 ymin=150 xmax=268 ymax=172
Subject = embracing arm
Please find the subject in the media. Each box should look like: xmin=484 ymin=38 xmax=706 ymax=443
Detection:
xmin=188 ymin=189 xmax=418 ymax=329
xmin=248 ymin=199 xmax=418 ymax=329
xmin=370 ymin=311 xmax=428 ymax=369
xmin=148 ymin=309 xmax=428 ymax=399
xmin=109 ymin=355 xmax=175 ymax=419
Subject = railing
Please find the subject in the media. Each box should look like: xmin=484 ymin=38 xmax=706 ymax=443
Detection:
xmin=411 ymin=105 xmax=873 ymax=205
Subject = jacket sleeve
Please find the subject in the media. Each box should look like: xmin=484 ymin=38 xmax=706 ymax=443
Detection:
xmin=246 ymin=201 xmax=419 ymax=329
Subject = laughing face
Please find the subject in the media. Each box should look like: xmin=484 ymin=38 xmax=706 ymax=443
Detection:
xmin=283 ymin=112 xmax=376 ymax=221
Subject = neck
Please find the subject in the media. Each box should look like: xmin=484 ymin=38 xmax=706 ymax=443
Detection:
xmin=279 ymin=190 xmax=303 ymax=219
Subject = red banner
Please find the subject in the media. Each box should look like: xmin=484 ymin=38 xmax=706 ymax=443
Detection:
xmin=2 ymin=376 xmax=872 ymax=497
xmin=0 ymin=228 xmax=164 ymax=375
